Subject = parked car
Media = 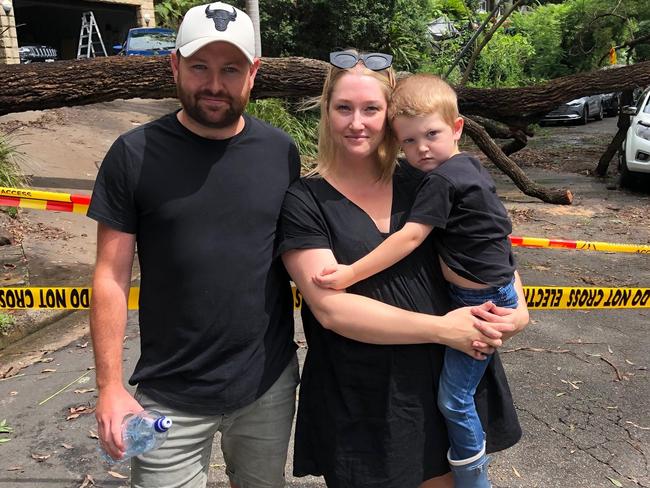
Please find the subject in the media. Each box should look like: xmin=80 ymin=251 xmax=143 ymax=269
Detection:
xmin=18 ymin=45 xmax=58 ymax=63
xmin=113 ymin=27 xmax=176 ymax=56
xmin=619 ymin=87 xmax=650 ymax=188
xmin=542 ymin=95 xmax=604 ymax=125
xmin=601 ymin=92 xmax=621 ymax=117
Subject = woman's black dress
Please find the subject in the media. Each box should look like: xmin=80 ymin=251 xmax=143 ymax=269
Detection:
xmin=278 ymin=165 xmax=521 ymax=488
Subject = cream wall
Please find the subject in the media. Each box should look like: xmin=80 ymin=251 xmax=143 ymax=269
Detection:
xmin=0 ymin=0 xmax=156 ymax=64
xmin=0 ymin=1 xmax=19 ymax=64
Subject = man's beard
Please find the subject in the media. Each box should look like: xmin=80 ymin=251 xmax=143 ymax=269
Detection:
xmin=177 ymin=85 xmax=249 ymax=130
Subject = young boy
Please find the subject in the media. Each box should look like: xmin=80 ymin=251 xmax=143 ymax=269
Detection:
xmin=314 ymin=73 xmax=517 ymax=488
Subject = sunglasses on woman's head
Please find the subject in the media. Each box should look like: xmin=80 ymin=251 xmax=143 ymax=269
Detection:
xmin=329 ymin=51 xmax=393 ymax=71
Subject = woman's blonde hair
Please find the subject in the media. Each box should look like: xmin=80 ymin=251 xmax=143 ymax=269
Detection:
xmin=315 ymin=54 xmax=399 ymax=182
xmin=388 ymin=73 xmax=459 ymax=128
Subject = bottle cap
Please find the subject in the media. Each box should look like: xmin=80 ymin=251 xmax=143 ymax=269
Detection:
xmin=153 ymin=416 xmax=173 ymax=433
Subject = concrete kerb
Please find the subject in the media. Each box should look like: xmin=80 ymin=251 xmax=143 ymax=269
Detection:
xmin=0 ymin=308 xmax=75 ymax=350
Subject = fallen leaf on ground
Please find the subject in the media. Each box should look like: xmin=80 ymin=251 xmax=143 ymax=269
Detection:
xmin=31 ymin=453 xmax=50 ymax=462
xmin=61 ymin=443 xmax=73 ymax=449
xmin=77 ymin=342 xmax=88 ymax=348
xmin=512 ymin=466 xmax=521 ymax=478
xmin=37 ymin=358 xmax=54 ymax=363
xmin=74 ymin=388 xmax=95 ymax=394
xmin=79 ymin=474 xmax=95 ymax=487
xmin=625 ymin=421 xmax=650 ymax=430
xmin=88 ymin=430 xmax=99 ymax=439
xmin=108 ymin=471 xmax=128 ymax=479
xmin=606 ymin=476 xmax=623 ymax=487
xmin=6 ymin=466 xmax=23 ymax=471
xmin=9 ymin=391 xmax=17 ymax=396
xmin=41 ymin=369 xmax=57 ymax=373
xmin=67 ymin=405 xmax=95 ymax=420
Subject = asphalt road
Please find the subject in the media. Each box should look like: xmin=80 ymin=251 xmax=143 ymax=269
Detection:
xmin=0 ymin=105 xmax=648 ymax=487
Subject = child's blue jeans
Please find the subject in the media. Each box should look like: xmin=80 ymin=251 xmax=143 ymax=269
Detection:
xmin=438 ymin=277 xmax=518 ymax=461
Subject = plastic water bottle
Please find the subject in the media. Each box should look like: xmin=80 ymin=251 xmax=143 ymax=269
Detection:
xmin=99 ymin=409 xmax=172 ymax=464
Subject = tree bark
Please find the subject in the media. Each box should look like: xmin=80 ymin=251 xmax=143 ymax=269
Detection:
xmin=469 ymin=116 xmax=530 ymax=155
xmin=462 ymin=117 xmax=573 ymax=204
xmin=1 ymin=56 xmax=650 ymax=126
xmin=595 ymin=89 xmax=634 ymax=176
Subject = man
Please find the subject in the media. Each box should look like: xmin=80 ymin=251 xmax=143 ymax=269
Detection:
xmin=88 ymin=3 xmax=300 ymax=487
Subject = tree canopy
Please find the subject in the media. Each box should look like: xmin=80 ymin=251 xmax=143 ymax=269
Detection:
xmin=154 ymin=0 xmax=650 ymax=87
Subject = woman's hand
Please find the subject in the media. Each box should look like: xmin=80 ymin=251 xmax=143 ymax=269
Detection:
xmin=472 ymin=302 xmax=529 ymax=346
xmin=439 ymin=303 xmax=515 ymax=359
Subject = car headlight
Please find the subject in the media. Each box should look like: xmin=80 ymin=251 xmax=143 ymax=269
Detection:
xmin=635 ymin=121 xmax=650 ymax=141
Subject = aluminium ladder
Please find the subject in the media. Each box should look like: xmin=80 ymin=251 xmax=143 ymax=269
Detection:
xmin=77 ymin=11 xmax=107 ymax=59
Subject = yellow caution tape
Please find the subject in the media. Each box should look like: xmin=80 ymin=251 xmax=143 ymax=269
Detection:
xmin=0 ymin=286 xmax=648 ymax=311
xmin=509 ymin=235 xmax=650 ymax=254
xmin=0 ymin=186 xmax=90 ymax=214
xmin=524 ymin=286 xmax=650 ymax=309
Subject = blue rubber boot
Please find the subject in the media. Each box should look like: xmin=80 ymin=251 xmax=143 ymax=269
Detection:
xmin=448 ymin=451 xmax=491 ymax=488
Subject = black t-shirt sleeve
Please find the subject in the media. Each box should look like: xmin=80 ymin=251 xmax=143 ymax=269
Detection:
xmin=277 ymin=181 xmax=330 ymax=255
xmin=87 ymin=137 xmax=137 ymax=234
xmin=408 ymin=173 xmax=455 ymax=229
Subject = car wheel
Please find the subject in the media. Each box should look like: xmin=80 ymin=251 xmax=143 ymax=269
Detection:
xmin=579 ymin=107 xmax=589 ymax=125
xmin=619 ymin=152 xmax=633 ymax=188
xmin=595 ymin=102 xmax=604 ymax=121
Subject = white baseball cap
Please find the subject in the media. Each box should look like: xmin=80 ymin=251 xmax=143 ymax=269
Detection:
xmin=175 ymin=2 xmax=255 ymax=62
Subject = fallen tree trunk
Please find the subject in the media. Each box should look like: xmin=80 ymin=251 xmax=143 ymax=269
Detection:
xmin=1 ymin=56 xmax=650 ymax=126
xmin=462 ymin=117 xmax=573 ymax=204
xmin=0 ymin=56 xmax=329 ymax=116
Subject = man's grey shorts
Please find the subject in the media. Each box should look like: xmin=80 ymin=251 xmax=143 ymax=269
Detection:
xmin=131 ymin=354 xmax=299 ymax=488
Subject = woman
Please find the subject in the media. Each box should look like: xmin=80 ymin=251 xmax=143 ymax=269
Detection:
xmin=278 ymin=50 xmax=529 ymax=488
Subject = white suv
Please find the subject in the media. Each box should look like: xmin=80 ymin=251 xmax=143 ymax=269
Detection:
xmin=620 ymin=88 xmax=650 ymax=188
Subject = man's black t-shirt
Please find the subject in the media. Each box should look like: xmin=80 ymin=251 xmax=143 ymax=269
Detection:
xmin=88 ymin=112 xmax=301 ymax=415
xmin=408 ymin=153 xmax=515 ymax=286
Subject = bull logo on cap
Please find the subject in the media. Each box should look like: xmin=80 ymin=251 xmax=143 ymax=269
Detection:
xmin=205 ymin=4 xmax=237 ymax=32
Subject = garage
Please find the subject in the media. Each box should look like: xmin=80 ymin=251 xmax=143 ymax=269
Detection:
xmin=1 ymin=0 xmax=155 ymax=63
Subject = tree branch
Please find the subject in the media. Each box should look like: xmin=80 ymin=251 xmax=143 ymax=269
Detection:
xmin=462 ymin=117 xmax=573 ymax=204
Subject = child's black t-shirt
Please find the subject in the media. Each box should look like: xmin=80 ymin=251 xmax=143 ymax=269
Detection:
xmin=407 ymin=153 xmax=515 ymax=286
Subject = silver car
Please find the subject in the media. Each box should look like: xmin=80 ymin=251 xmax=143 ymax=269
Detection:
xmin=542 ymin=95 xmax=604 ymax=125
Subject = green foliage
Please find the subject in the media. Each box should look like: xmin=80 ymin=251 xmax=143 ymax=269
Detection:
xmin=257 ymin=0 xmax=297 ymax=56
xmin=246 ymin=99 xmax=319 ymax=164
xmin=292 ymin=0 xmax=396 ymax=61
xmin=430 ymin=0 xmax=470 ymax=20
xmin=0 ymin=134 xmax=26 ymax=188
xmin=0 ymin=313 xmax=13 ymax=335
xmin=418 ymin=33 xmax=469 ymax=84
xmin=559 ymin=0 xmax=638 ymax=71
xmin=388 ymin=0 xmax=435 ymax=71
xmin=0 ymin=418 xmax=12 ymax=443
xmin=634 ymin=20 xmax=650 ymax=62
xmin=472 ymin=31 xmax=535 ymax=87
xmin=511 ymin=2 xmax=570 ymax=80
xmin=155 ymin=0 xmax=204 ymax=29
